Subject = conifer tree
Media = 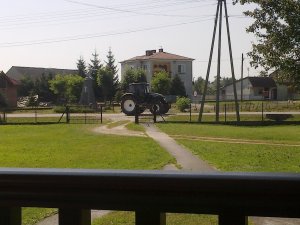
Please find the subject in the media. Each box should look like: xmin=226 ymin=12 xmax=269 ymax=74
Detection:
xmin=105 ymin=48 xmax=119 ymax=99
xmin=88 ymin=50 xmax=101 ymax=81
xmin=76 ymin=56 xmax=87 ymax=78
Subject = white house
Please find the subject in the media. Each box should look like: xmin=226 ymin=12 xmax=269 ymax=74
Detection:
xmin=221 ymin=77 xmax=287 ymax=101
xmin=120 ymin=48 xmax=194 ymax=96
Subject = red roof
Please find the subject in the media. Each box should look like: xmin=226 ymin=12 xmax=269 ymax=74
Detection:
xmin=121 ymin=51 xmax=194 ymax=62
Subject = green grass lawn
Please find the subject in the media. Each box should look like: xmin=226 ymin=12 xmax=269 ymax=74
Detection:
xmin=0 ymin=124 xmax=174 ymax=225
xmin=156 ymin=122 xmax=300 ymax=173
xmin=157 ymin=122 xmax=300 ymax=144
xmin=93 ymin=211 xmax=217 ymax=225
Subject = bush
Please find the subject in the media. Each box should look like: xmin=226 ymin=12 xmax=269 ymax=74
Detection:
xmin=176 ymin=97 xmax=191 ymax=112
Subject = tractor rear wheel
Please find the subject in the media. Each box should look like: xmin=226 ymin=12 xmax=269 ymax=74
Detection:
xmin=150 ymin=101 xmax=164 ymax=115
xmin=121 ymin=95 xmax=136 ymax=116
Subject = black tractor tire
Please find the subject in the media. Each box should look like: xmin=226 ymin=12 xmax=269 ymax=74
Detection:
xmin=160 ymin=102 xmax=170 ymax=114
xmin=121 ymin=95 xmax=137 ymax=116
xmin=150 ymin=101 xmax=164 ymax=115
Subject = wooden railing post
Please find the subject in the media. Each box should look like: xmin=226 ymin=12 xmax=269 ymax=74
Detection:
xmin=59 ymin=208 xmax=91 ymax=225
xmin=135 ymin=211 xmax=166 ymax=225
xmin=0 ymin=207 xmax=21 ymax=225
xmin=219 ymin=213 xmax=248 ymax=225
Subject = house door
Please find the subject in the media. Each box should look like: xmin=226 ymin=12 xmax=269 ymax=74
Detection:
xmin=271 ymin=89 xmax=277 ymax=100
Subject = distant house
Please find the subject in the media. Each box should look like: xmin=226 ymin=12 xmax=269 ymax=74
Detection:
xmin=0 ymin=71 xmax=20 ymax=107
xmin=6 ymin=66 xmax=78 ymax=81
xmin=221 ymin=77 xmax=286 ymax=101
xmin=120 ymin=48 xmax=194 ymax=96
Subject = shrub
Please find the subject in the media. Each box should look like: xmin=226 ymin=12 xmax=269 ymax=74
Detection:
xmin=176 ymin=97 xmax=191 ymax=112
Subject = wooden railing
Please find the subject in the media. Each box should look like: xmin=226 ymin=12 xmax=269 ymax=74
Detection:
xmin=0 ymin=168 xmax=299 ymax=225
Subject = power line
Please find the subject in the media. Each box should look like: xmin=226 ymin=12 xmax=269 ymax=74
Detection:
xmin=0 ymin=18 xmax=213 ymax=48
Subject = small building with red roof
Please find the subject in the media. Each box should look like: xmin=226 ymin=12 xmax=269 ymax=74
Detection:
xmin=0 ymin=71 xmax=20 ymax=108
xmin=120 ymin=48 xmax=194 ymax=96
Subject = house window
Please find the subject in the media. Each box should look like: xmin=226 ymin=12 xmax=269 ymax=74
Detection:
xmin=178 ymin=64 xmax=186 ymax=74
xmin=143 ymin=65 xmax=148 ymax=71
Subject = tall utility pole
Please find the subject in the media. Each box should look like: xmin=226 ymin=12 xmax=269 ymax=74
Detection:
xmin=198 ymin=0 xmax=240 ymax=122
xmin=241 ymin=53 xmax=244 ymax=101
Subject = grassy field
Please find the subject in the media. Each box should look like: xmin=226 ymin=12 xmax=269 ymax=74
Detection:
xmin=157 ymin=122 xmax=300 ymax=144
xmin=0 ymin=123 xmax=173 ymax=225
xmin=93 ymin=211 xmax=217 ymax=225
xmin=156 ymin=122 xmax=300 ymax=173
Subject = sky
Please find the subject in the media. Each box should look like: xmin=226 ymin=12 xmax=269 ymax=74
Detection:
xmin=0 ymin=0 xmax=260 ymax=80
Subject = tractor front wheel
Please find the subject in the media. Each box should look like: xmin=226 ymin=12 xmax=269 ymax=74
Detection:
xmin=121 ymin=95 xmax=136 ymax=116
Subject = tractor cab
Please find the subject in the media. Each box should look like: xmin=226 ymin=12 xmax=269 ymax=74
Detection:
xmin=128 ymin=83 xmax=150 ymax=96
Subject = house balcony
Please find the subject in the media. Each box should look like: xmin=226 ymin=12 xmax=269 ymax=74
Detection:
xmin=0 ymin=168 xmax=299 ymax=225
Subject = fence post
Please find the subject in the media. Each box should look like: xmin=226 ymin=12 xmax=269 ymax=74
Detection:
xmin=84 ymin=108 xmax=87 ymax=124
xmin=35 ymin=107 xmax=37 ymax=123
xmin=219 ymin=214 xmax=248 ymax=225
xmin=59 ymin=208 xmax=91 ymax=225
xmin=66 ymin=106 xmax=70 ymax=124
xmin=135 ymin=211 xmax=166 ymax=225
xmin=100 ymin=105 xmax=103 ymax=124
xmin=261 ymin=102 xmax=264 ymax=122
xmin=153 ymin=104 xmax=158 ymax=123
xmin=0 ymin=207 xmax=21 ymax=225
xmin=189 ymin=104 xmax=192 ymax=123
xmin=224 ymin=104 xmax=227 ymax=123
xmin=135 ymin=104 xmax=139 ymax=124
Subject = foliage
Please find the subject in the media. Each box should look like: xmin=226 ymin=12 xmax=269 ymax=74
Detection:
xmin=26 ymin=91 xmax=38 ymax=107
xmin=121 ymin=68 xmax=147 ymax=92
xmin=77 ymin=56 xmax=87 ymax=78
xmin=176 ymin=96 xmax=191 ymax=112
xmin=105 ymin=48 xmax=119 ymax=99
xmin=88 ymin=50 xmax=102 ymax=100
xmin=49 ymin=74 xmax=84 ymax=103
xmin=193 ymin=77 xmax=205 ymax=95
xmin=234 ymin=0 xmax=300 ymax=89
xmin=88 ymin=50 xmax=102 ymax=81
xmin=33 ymin=73 xmax=55 ymax=102
xmin=151 ymin=71 xmax=171 ymax=95
xmin=170 ymin=74 xmax=186 ymax=96
xmin=97 ymin=67 xmax=114 ymax=102
xmin=18 ymin=75 xmax=35 ymax=97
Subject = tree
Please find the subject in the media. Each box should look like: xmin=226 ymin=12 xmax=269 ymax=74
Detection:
xmin=49 ymin=74 xmax=84 ymax=103
xmin=193 ymin=77 xmax=205 ymax=95
xmin=121 ymin=68 xmax=147 ymax=92
xmin=151 ymin=71 xmax=171 ymax=95
xmin=18 ymin=75 xmax=35 ymax=97
xmin=170 ymin=74 xmax=186 ymax=96
xmin=234 ymin=0 xmax=300 ymax=89
xmin=88 ymin=50 xmax=101 ymax=81
xmin=34 ymin=73 xmax=55 ymax=102
xmin=105 ymin=48 xmax=119 ymax=99
xmin=88 ymin=50 xmax=102 ymax=100
xmin=77 ymin=56 xmax=87 ymax=78
xmin=97 ymin=67 xmax=114 ymax=102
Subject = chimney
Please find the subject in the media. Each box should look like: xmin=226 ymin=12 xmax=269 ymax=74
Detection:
xmin=159 ymin=48 xmax=163 ymax=52
xmin=146 ymin=50 xmax=156 ymax=56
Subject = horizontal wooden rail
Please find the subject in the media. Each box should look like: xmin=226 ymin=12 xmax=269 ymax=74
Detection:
xmin=0 ymin=168 xmax=299 ymax=225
